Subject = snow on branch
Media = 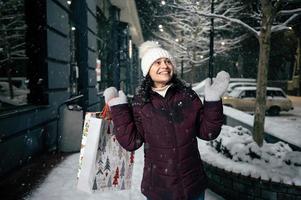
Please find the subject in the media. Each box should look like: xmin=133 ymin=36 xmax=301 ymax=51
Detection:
xmin=168 ymin=3 xmax=259 ymax=37
xmin=272 ymin=13 xmax=300 ymax=32
xmin=193 ymin=12 xmax=259 ymax=38
xmin=277 ymin=8 xmax=301 ymax=16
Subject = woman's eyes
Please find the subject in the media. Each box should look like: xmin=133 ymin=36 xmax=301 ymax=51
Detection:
xmin=166 ymin=60 xmax=172 ymax=64
xmin=155 ymin=60 xmax=172 ymax=65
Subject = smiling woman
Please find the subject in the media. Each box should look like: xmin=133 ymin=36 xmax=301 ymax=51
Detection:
xmin=148 ymin=58 xmax=174 ymax=88
xmin=103 ymin=41 xmax=230 ymax=200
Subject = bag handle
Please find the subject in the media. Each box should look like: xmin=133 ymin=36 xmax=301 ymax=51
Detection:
xmin=100 ymin=104 xmax=112 ymax=134
xmin=100 ymin=103 xmax=111 ymax=120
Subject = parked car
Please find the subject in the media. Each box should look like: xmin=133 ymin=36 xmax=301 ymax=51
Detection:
xmin=228 ymin=78 xmax=256 ymax=84
xmin=222 ymin=86 xmax=293 ymax=116
xmin=227 ymin=82 xmax=257 ymax=94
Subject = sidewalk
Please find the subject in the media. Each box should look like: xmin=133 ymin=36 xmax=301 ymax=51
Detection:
xmin=26 ymin=147 xmax=224 ymax=200
xmin=2 ymin=96 xmax=299 ymax=200
xmin=0 ymin=147 xmax=224 ymax=200
xmin=0 ymin=152 xmax=70 ymax=200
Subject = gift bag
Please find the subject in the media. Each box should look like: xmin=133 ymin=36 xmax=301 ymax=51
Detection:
xmin=77 ymin=109 xmax=135 ymax=193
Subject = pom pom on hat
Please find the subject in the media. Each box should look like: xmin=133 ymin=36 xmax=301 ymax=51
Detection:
xmin=139 ymin=41 xmax=176 ymax=77
xmin=139 ymin=41 xmax=161 ymax=58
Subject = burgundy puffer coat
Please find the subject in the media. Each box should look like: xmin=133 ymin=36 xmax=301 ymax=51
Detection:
xmin=110 ymin=85 xmax=224 ymax=200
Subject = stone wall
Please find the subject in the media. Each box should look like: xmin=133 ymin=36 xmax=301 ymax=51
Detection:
xmin=203 ymin=161 xmax=301 ymax=200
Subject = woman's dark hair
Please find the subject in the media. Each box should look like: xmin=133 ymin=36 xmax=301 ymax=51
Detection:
xmin=136 ymin=74 xmax=189 ymax=103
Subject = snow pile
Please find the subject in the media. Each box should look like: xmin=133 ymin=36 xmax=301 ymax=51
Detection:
xmin=198 ymin=125 xmax=301 ymax=186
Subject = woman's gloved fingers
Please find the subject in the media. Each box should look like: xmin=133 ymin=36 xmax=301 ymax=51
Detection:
xmin=108 ymin=90 xmax=128 ymax=107
xmin=103 ymin=87 xmax=118 ymax=103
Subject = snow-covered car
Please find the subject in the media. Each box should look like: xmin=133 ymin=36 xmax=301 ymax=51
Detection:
xmin=229 ymin=78 xmax=256 ymax=84
xmin=227 ymin=82 xmax=257 ymax=93
xmin=222 ymin=86 xmax=293 ymax=116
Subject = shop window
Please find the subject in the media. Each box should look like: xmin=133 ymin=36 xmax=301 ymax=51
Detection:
xmin=0 ymin=0 xmax=29 ymax=112
xmin=69 ymin=20 xmax=79 ymax=97
xmin=96 ymin=6 xmax=114 ymax=91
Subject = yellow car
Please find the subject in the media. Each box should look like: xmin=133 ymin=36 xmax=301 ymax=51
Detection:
xmin=222 ymin=86 xmax=294 ymax=116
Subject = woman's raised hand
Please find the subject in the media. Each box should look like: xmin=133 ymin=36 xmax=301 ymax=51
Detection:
xmin=103 ymin=87 xmax=128 ymax=106
xmin=204 ymin=71 xmax=230 ymax=101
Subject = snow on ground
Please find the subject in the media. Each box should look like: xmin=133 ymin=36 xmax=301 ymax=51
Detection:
xmin=223 ymin=106 xmax=301 ymax=148
xmin=198 ymin=125 xmax=301 ymax=186
xmin=26 ymin=146 xmax=224 ymax=200
xmin=25 ymin=97 xmax=301 ymax=200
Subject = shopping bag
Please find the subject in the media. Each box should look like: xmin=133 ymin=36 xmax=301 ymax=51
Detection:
xmin=77 ymin=107 xmax=135 ymax=193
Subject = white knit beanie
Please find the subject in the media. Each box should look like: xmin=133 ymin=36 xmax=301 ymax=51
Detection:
xmin=139 ymin=41 xmax=176 ymax=77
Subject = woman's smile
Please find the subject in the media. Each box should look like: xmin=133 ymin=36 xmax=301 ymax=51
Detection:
xmin=149 ymin=58 xmax=174 ymax=88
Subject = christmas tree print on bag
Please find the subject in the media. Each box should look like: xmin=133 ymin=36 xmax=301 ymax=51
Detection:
xmin=77 ymin=111 xmax=134 ymax=193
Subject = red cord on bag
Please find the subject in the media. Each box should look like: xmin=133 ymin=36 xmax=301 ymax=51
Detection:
xmin=101 ymin=103 xmax=112 ymax=134
xmin=101 ymin=103 xmax=111 ymax=120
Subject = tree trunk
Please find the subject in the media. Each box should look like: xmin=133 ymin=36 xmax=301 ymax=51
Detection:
xmin=253 ymin=0 xmax=274 ymax=146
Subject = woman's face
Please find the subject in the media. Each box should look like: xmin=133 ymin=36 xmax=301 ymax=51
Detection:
xmin=149 ymin=58 xmax=174 ymax=88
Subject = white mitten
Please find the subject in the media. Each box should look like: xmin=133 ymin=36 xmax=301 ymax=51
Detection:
xmin=204 ymin=71 xmax=230 ymax=101
xmin=108 ymin=90 xmax=128 ymax=107
xmin=103 ymin=87 xmax=118 ymax=103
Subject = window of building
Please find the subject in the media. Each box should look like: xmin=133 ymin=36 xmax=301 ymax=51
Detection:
xmin=69 ymin=18 xmax=79 ymax=97
xmin=0 ymin=0 xmax=29 ymax=112
xmin=96 ymin=6 xmax=114 ymax=91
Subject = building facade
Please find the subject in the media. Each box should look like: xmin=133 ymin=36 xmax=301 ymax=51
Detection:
xmin=0 ymin=0 xmax=143 ymax=176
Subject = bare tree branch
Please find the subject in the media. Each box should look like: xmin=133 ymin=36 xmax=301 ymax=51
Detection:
xmin=277 ymin=8 xmax=301 ymax=16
